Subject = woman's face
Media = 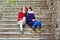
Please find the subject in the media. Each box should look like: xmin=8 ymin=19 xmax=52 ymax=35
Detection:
xmin=28 ymin=9 xmax=31 ymax=11
xmin=22 ymin=7 xmax=26 ymax=11
xmin=21 ymin=6 xmax=26 ymax=13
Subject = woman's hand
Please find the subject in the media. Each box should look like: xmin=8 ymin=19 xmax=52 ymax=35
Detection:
xmin=32 ymin=19 xmax=36 ymax=21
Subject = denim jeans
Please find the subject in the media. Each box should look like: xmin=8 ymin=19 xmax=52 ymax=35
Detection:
xmin=32 ymin=20 xmax=41 ymax=29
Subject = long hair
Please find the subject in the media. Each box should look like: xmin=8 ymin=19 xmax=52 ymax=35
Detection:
xmin=25 ymin=7 xmax=28 ymax=13
xmin=20 ymin=8 xmax=23 ymax=12
xmin=20 ymin=6 xmax=28 ymax=13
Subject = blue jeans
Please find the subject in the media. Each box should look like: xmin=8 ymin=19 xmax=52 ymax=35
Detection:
xmin=32 ymin=20 xmax=41 ymax=29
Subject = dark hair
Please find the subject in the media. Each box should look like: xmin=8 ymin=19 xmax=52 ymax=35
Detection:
xmin=21 ymin=8 xmax=23 ymax=11
xmin=25 ymin=7 xmax=28 ymax=13
xmin=29 ymin=7 xmax=32 ymax=11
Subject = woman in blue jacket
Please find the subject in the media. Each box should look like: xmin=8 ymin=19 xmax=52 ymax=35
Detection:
xmin=26 ymin=7 xmax=41 ymax=33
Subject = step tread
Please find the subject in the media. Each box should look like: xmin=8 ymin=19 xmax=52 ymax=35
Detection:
xmin=0 ymin=20 xmax=50 ymax=21
xmin=0 ymin=32 xmax=54 ymax=34
xmin=0 ymin=28 xmax=47 ymax=30
xmin=0 ymin=24 xmax=51 ymax=26
xmin=56 ymin=28 xmax=60 ymax=30
xmin=7 ymin=0 xmax=45 ymax=1
xmin=0 ymin=28 xmax=19 ymax=30
xmin=0 ymin=38 xmax=54 ymax=40
xmin=2 ymin=15 xmax=50 ymax=17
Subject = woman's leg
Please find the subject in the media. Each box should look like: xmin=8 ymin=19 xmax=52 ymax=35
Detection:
xmin=22 ymin=17 xmax=26 ymax=25
xmin=37 ymin=21 xmax=41 ymax=29
xmin=37 ymin=21 xmax=41 ymax=30
xmin=32 ymin=21 xmax=41 ymax=32
xmin=32 ymin=22 xmax=37 ymax=31
xmin=17 ymin=17 xmax=26 ymax=31
xmin=17 ymin=20 xmax=23 ymax=31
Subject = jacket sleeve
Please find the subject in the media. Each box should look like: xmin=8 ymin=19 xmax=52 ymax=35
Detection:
xmin=17 ymin=11 xmax=21 ymax=20
xmin=27 ymin=19 xmax=32 ymax=21
xmin=26 ymin=13 xmax=32 ymax=21
xmin=26 ymin=13 xmax=36 ymax=21
xmin=32 ymin=14 xmax=36 ymax=19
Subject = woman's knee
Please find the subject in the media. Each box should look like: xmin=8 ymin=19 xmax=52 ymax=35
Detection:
xmin=36 ymin=21 xmax=41 ymax=28
xmin=22 ymin=17 xmax=26 ymax=21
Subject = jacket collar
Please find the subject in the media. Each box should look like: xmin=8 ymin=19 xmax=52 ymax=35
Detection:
xmin=28 ymin=11 xmax=34 ymax=13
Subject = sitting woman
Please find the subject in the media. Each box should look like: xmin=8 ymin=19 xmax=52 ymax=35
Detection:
xmin=26 ymin=7 xmax=41 ymax=33
xmin=17 ymin=6 xmax=26 ymax=32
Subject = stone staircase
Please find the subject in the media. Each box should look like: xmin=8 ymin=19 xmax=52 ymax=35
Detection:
xmin=0 ymin=0 xmax=55 ymax=40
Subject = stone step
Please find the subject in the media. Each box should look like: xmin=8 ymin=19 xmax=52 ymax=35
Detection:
xmin=4 ymin=6 xmax=48 ymax=9
xmin=3 ymin=12 xmax=49 ymax=16
xmin=3 ymin=8 xmax=41 ymax=12
xmin=3 ymin=12 xmax=49 ymax=15
xmin=0 ymin=22 xmax=51 ymax=26
xmin=0 ymin=20 xmax=51 ymax=24
xmin=2 ymin=15 xmax=50 ymax=18
xmin=3 ymin=9 xmax=50 ymax=14
xmin=3 ymin=14 xmax=50 ymax=18
xmin=1 ymin=18 xmax=50 ymax=21
xmin=0 ymin=32 xmax=38 ymax=34
xmin=3 ymin=11 xmax=41 ymax=14
xmin=4 ymin=3 xmax=41 ymax=7
xmin=0 ymin=24 xmax=52 ymax=28
xmin=0 ymin=23 xmax=51 ymax=26
xmin=56 ymin=28 xmax=60 ymax=30
xmin=0 ymin=34 xmax=40 ymax=38
xmin=0 ymin=28 xmax=51 ymax=33
xmin=3 ymin=14 xmax=48 ymax=17
xmin=0 ymin=24 xmax=52 ymax=29
xmin=0 ymin=33 xmax=40 ymax=38
xmin=6 ymin=0 xmax=46 ymax=4
xmin=7 ymin=0 xmax=45 ymax=1
xmin=3 ymin=7 xmax=41 ymax=9
xmin=0 ymin=31 xmax=54 ymax=35
xmin=2 ymin=16 xmax=50 ymax=20
xmin=0 ymin=34 xmax=54 ymax=39
xmin=5 ymin=2 xmax=44 ymax=6
xmin=0 ymin=23 xmax=51 ymax=27
xmin=0 ymin=19 xmax=51 ymax=22
xmin=3 ymin=7 xmax=48 ymax=12
xmin=0 ymin=28 xmax=47 ymax=30
xmin=4 ymin=5 xmax=47 ymax=8
xmin=0 ymin=38 xmax=54 ymax=40
xmin=0 ymin=17 xmax=51 ymax=21
xmin=0 ymin=32 xmax=54 ymax=38
xmin=4 ymin=4 xmax=47 ymax=8
xmin=3 ymin=9 xmax=41 ymax=13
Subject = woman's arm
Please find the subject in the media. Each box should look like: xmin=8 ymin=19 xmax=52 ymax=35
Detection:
xmin=17 ymin=11 xmax=21 ymax=21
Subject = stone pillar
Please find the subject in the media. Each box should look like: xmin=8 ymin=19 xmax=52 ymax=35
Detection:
xmin=53 ymin=0 xmax=60 ymax=40
xmin=53 ymin=0 xmax=60 ymax=25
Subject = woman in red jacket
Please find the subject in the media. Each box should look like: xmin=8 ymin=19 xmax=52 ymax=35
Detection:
xmin=17 ymin=6 xmax=26 ymax=32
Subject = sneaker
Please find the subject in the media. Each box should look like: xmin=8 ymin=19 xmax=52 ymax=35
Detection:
xmin=19 ymin=29 xmax=24 ymax=34
xmin=35 ymin=28 xmax=40 ymax=33
xmin=20 ymin=30 xmax=24 ymax=34
xmin=30 ymin=29 xmax=35 ymax=33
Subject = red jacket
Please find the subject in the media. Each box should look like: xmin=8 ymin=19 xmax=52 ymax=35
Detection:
xmin=17 ymin=11 xmax=26 ymax=22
